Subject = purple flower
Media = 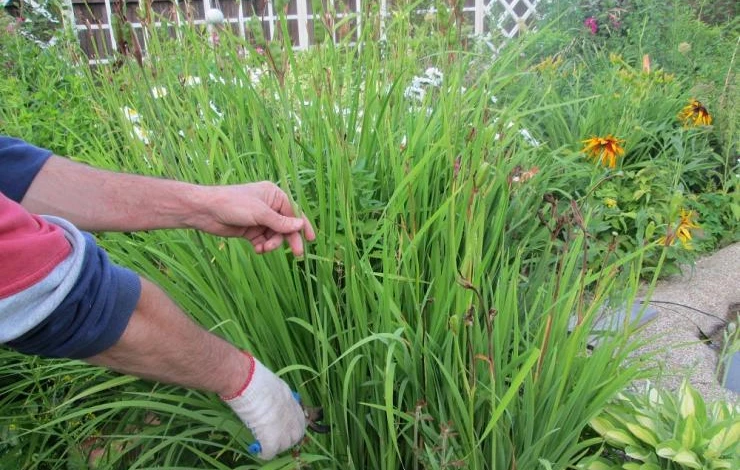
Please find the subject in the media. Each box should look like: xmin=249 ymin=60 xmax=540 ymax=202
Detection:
xmin=584 ymin=17 xmax=598 ymax=35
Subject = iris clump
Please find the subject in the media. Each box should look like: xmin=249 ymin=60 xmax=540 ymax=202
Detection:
xmin=0 ymin=1 xmax=737 ymax=469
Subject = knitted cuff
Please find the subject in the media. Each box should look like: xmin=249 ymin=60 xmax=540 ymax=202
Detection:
xmin=220 ymin=351 xmax=256 ymax=401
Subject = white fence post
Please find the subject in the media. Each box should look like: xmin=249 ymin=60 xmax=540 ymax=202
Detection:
xmin=237 ymin=0 xmax=246 ymax=38
xmin=103 ymin=0 xmax=117 ymax=51
xmin=474 ymin=0 xmax=485 ymax=35
xmin=295 ymin=0 xmax=310 ymax=49
xmin=379 ymin=0 xmax=387 ymax=41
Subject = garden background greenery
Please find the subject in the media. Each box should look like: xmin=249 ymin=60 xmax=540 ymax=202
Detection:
xmin=1 ymin=0 xmax=738 ymax=469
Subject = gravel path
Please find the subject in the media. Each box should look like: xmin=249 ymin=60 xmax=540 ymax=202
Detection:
xmin=634 ymin=242 xmax=740 ymax=403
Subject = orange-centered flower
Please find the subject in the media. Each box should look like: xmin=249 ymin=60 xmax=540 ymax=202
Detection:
xmin=678 ymin=99 xmax=712 ymax=126
xmin=582 ymin=135 xmax=625 ymax=169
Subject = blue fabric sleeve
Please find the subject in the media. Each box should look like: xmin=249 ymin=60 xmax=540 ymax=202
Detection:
xmin=7 ymin=232 xmax=142 ymax=359
xmin=0 ymin=136 xmax=54 ymax=202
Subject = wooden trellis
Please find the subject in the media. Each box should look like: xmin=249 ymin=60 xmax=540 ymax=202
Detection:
xmin=61 ymin=0 xmax=539 ymax=62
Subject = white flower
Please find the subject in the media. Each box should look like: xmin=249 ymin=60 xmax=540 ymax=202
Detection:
xmin=490 ymin=94 xmax=498 ymax=104
xmin=209 ymin=101 xmax=224 ymax=119
xmin=247 ymin=66 xmax=266 ymax=85
xmin=208 ymin=73 xmax=226 ymax=85
xmin=519 ymin=128 xmax=540 ymax=147
xmin=205 ymin=8 xmax=225 ymax=25
xmin=131 ymin=125 xmax=150 ymax=145
xmin=424 ymin=67 xmax=443 ymax=87
xmin=404 ymin=85 xmax=426 ymax=102
xmin=121 ymin=106 xmax=140 ymax=124
xmin=151 ymin=86 xmax=167 ymax=98
xmin=411 ymin=76 xmax=435 ymax=88
xmin=183 ymin=75 xmax=201 ymax=86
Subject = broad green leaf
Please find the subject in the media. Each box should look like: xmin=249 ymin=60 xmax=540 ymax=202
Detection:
xmin=582 ymin=458 xmax=620 ymax=470
xmin=706 ymin=421 xmax=740 ymax=456
xmin=604 ymin=430 xmax=638 ymax=448
xmin=677 ymin=415 xmax=700 ymax=450
xmin=625 ymin=422 xmax=659 ymax=447
xmin=656 ymin=440 xmax=681 ymax=459
xmin=591 ymin=416 xmax=619 ymax=436
xmin=678 ymin=380 xmax=705 ymax=421
xmin=624 ymin=444 xmax=652 ymax=461
xmin=711 ymin=459 xmax=733 ymax=469
xmin=670 ymin=449 xmax=702 ymax=469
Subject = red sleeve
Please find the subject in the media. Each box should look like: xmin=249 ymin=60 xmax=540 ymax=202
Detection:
xmin=0 ymin=194 xmax=71 ymax=299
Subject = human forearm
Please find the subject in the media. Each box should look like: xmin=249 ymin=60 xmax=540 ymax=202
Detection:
xmin=86 ymin=277 xmax=249 ymax=397
xmin=20 ymin=156 xmax=208 ymax=232
xmin=85 ymin=277 xmax=307 ymax=459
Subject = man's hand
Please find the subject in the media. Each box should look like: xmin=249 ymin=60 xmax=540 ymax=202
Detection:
xmin=23 ymin=157 xmax=316 ymax=256
xmin=222 ymin=355 xmax=306 ymax=460
xmin=189 ymin=182 xmax=316 ymax=256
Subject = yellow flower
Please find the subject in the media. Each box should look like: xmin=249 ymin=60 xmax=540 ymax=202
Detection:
xmin=533 ymin=55 xmax=563 ymax=73
xmin=604 ymin=197 xmax=618 ymax=208
xmin=582 ymin=135 xmax=625 ymax=169
xmin=678 ymin=99 xmax=712 ymax=126
xmin=659 ymin=209 xmax=700 ymax=249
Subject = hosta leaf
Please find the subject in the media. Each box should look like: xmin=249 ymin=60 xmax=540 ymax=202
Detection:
xmin=625 ymin=422 xmax=659 ymax=447
xmin=624 ymin=444 xmax=652 ymax=460
xmin=604 ymin=430 xmax=638 ymax=448
xmin=677 ymin=415 xmax=700 ymax=450
xmin=678 ymin=380 xmax=706 ymax=422
xmin=656 ymin=440 xmax=681 ymax=459
xmin=670 ymin=449 xmax=702 ymax=469
xmin=583 ymin=459 xmax=620 ymax=470
xmin=711 ymin=459 xmax=733 ymax=469
xmin=706 ymin=421 xmax=740 ymax=456
xmin=590 ymin=416 xmax=618 ymax=436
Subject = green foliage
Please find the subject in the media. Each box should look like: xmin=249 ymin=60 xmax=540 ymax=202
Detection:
xmin=0 ymin=10 xmax=97 ymax=155
xmin=583 ymin=380 xmax=740 ymax=469
xmin=0 ymin=1 xmax=737 ymax=469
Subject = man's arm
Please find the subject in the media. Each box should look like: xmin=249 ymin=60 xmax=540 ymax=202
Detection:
xmin=21 ymin=156 xmax=315 ymax=255
xmin=21 ymin=156 xmax=203 ymax=233
xmin=87 ymin=277 xmax=307 ymax=460
xmin=86 ymin=277 xmax=249 ymax=396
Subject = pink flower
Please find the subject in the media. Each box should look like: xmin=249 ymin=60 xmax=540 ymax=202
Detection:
xmin=584 ymin=17 xmax=598 ymax=35
xmin=609 ymin=13 xmax=621 ymax=29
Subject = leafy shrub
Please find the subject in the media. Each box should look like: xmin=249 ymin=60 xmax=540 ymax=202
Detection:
xmin=583 ymin=380 xmax=740 ymax=469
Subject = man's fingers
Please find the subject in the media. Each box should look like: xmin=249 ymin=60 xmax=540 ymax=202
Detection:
xmin=286 ymin=231 xmax=304 ymax=257
xmin=259 ymin=206 xmax=305 ymax=235
xmin=301 ymin=214 xmax=316 ymax=242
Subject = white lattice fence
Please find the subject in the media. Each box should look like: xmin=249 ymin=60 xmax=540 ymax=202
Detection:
xmin=62 ymin=0 xmax=539 ymax=62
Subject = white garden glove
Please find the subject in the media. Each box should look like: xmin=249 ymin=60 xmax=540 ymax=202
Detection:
xmin=222 ymin=355 xmax=306 ymax=460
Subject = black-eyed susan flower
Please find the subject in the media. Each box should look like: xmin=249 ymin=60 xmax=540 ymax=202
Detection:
xmin=676 ymin=209 xmax=700 ymax=247
xmin=659 ymin=209 xmax=700 ymax=249
xmin=679 ymin=99 xmax=712 ymax=126
xmin=582 ymin=135 xmax=625 ymax=169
